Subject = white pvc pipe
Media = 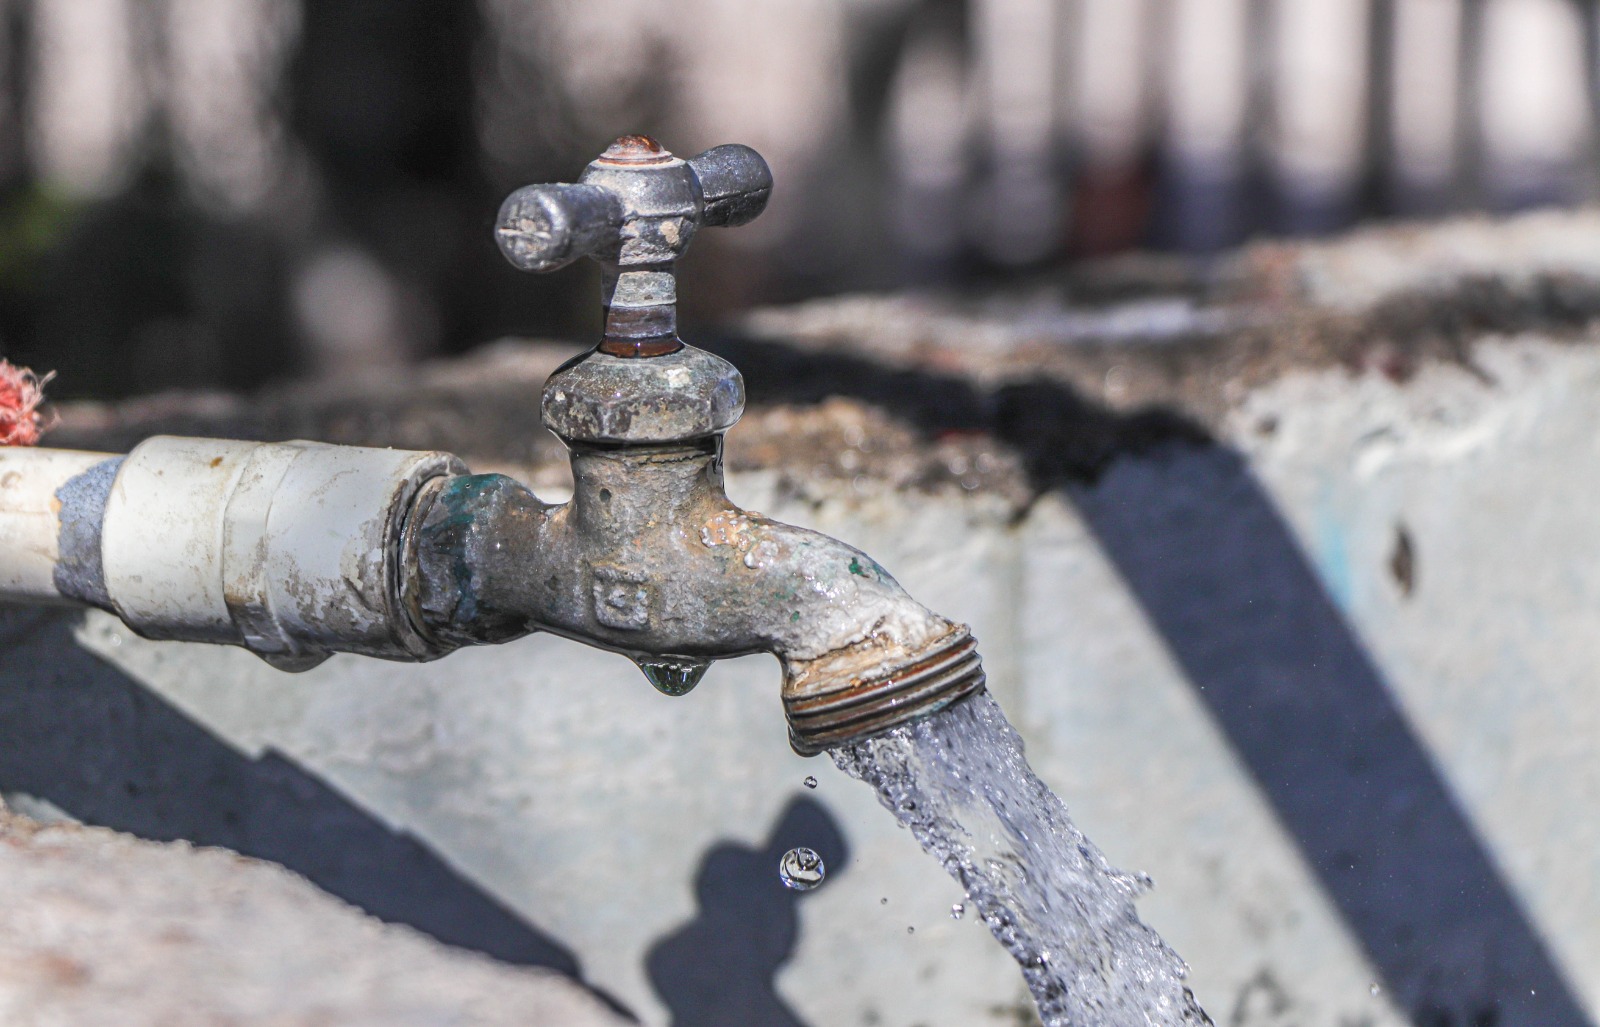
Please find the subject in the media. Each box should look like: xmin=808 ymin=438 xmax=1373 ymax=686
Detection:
xmin=0 ymin=447 xmax=118 ymax=605
xmin=0 ymin=437 xmax=467 ymax=670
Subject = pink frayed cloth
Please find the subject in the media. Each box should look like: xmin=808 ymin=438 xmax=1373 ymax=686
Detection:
xmin=0 ymin=360 xmax=52 ymax=446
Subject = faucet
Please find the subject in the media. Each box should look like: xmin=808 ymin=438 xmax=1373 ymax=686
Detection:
xmin=410 ymin=135 xmax=985 ymax=754
xmin=0 ymin=136 xmax=984 ymax=755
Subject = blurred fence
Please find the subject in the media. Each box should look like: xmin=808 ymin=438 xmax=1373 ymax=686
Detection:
xmin=0 ymin=0 xmax=1596 ymax=395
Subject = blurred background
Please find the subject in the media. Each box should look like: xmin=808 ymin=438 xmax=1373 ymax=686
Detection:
xmin=0 ymin=0 xmax=1596 ymax=398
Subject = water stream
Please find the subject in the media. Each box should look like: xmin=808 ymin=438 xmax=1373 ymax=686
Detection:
xmin=831 ymin=690 xmax=1212 ymax=1026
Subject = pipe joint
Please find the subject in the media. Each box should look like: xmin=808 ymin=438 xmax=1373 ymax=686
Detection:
xmin=96 ymin=437 xmax=463 ymax=669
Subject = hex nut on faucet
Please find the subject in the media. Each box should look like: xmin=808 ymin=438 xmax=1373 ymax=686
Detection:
xmin=542 ymin=344 xmax=745 ymax=445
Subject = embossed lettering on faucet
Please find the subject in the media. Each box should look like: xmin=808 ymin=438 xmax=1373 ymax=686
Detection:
xmin=592 ymin=564 xmax=652 ymax=630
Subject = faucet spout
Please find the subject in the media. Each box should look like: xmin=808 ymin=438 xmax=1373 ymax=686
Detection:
xmin=407 ymin=431 xmax=985 ymax=755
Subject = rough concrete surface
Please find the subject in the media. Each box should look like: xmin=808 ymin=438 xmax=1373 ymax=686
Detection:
xmin=739 ymin=206 xmax=1600 ymax=433
xmin=0 ymin=801 xmax=629 ymax=1026
xmin=6 ymin=207 xmax=1600 ymax=1026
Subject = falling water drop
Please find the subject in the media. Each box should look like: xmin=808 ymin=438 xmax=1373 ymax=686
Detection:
xmin=803 ymin=775 xmax=818 ymax=789
xmin=880 ymin=897 xmax=889 ymax=905
xmin=951 ymin=903 xmax=965 ymax=920
xmin=633 ymin=656 xmax=710 ymax=696
xmin=907 ymin=926 xmax=915 ymax=934
xmin=778 ymin=847 xmax=825 ymax=891
xmin=1369 ymin=983 xmax=1381 ymax=997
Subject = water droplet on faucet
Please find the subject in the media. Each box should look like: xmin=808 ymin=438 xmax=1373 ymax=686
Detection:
xmin=951 ymin=903 xmax=965 ymax=919
xmin=634 ymin=656 xmax=710 ymax=696
xmin=778 ymin=847 xmax=825 ymax=890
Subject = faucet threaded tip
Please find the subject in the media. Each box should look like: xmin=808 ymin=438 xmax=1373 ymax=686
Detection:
xmin=784 ymin=625 xmax=987 ymax=756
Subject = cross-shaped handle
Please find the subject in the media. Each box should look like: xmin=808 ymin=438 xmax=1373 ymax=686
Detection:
xmin=495 ymin=136 xmax=771 ymax=357
xmin=495 ymin=136 xmax=771 ymax=275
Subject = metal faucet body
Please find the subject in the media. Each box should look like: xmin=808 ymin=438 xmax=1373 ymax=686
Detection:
xmin=413 ymin=136 xmax=985 ymax=753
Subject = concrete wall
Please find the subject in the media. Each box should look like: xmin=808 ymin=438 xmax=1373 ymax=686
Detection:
xmin=5 ymin=212 xmax=1600 ymax=1026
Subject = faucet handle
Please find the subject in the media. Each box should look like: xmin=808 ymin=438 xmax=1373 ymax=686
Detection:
xmin=495 ymin=136 xmax=770 ymax=277
xmin=502 ymin=135 xmax=771 ymax=366
xmin=495 ymin=183 xmax=623 ymax=273
xmin=686 ymin=144 xmax=772 ymax=228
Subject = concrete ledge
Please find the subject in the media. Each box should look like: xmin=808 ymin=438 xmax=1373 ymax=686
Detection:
xmin=0 ymin=802 xmax=629 ymax=1026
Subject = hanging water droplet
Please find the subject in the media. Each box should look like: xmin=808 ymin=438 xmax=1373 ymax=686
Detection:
xmin=778 ymin=847 xmax=825 ymax=891
xmin=634 ymin=656 xmax=710 ymax=696
xmin=803 ymin=775 xmax=818 ymax=789
xmin=951 ymin=903 xmax=965 ymax=920
xmin=1369 ymin=983 xmax=1381 ymax=997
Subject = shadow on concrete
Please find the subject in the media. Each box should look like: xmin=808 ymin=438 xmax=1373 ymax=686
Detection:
xmin=712 ymin=333 xmax=1592 ymax=1027
xmin=0 ymin=605 xmax=629 ymax=1018
xmin=646 ymin=796 xmax=848 ymax=1027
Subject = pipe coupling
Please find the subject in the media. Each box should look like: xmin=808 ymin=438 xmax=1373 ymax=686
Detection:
xmin=96 ymin=437 xmax=464 ymax=669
